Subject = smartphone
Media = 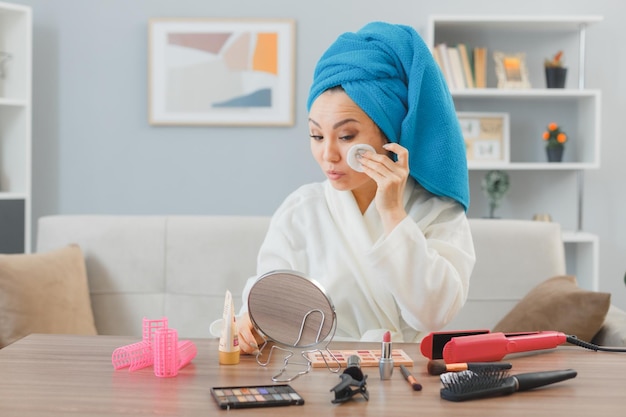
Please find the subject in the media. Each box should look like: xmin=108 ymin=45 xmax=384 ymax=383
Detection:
xmin=210 ymin=384 xmax=305 ymax=409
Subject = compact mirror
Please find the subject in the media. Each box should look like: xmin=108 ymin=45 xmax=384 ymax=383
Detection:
xmin=248 ymin=270 xmax=339 ymax=381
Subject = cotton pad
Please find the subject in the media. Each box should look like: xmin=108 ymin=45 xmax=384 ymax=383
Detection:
xmin=347 ymin=144 xmax=376 ymax=172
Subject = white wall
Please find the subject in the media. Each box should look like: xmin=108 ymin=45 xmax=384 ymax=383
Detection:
xmin=12 ymin=0 xmax=626 ymax=308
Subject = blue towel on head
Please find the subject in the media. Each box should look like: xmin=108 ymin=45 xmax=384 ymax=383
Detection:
xmin=307 ymin=22 xmax=469 ymax=211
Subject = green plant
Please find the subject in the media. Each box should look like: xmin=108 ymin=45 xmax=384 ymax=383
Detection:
xmin=481 ymin=170 xmax=510 ymax=219
xmin=542 ymin=122 xmax=567 ymax=148
xmin=545 ymin=50 xmax=564 ymax=67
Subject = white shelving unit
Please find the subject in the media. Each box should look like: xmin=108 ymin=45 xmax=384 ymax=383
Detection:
xmin=0 ymin=2 xmax=32 ymax=253
xmin=428 ymin=15 xmax=603 ymax=291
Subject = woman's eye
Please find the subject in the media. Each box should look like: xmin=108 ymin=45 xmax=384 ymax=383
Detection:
xmin=339 ymin=135 xmax=354 ymax=141
xmin=309 ymin=134 xmax=323 ymax=141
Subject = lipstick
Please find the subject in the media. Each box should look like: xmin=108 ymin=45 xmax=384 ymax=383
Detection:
xmin=379 ymin=330 xmax=394 ymax=380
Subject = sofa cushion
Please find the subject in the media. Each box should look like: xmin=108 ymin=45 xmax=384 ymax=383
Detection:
xmin=492 ymin=275 xmax=610 ymax=342
xmin=0 ymin=245 xmax=98 ymax=348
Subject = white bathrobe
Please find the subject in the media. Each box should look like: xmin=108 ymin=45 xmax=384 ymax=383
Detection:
xmin=240 ymin=177 xmax=475 ymax=343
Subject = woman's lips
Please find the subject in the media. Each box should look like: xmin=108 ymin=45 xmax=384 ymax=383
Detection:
xmin=326 ymin=170 xmax=345 ymax=180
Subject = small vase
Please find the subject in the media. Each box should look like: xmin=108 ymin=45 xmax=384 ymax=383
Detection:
xmin=546 ymin=146 xmax=564 ymax=162
xmin=545 ymin=67 xmax=567 ymax=88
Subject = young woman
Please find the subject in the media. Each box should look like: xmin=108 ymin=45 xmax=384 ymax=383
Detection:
xmin=236 ymin=22 xmax=475 ymax=352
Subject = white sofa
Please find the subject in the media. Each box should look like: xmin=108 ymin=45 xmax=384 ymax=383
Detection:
xmin=36 ymin=215 xmax=626 ymax=345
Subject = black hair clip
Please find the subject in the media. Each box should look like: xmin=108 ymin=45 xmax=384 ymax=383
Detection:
xmin=330 ymin=355 xmax=369 ymax=404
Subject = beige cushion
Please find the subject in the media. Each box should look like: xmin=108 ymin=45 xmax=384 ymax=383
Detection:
xmin=0 ymin=245 xmax=98 ymax=348
xmin=493 ymin=275 xmax=610 ymax=342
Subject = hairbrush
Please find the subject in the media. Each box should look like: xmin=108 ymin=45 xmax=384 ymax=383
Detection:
xmin=427 ymin=360 xmax=512 ymax=376
xmin=440 ymin=368 xmax=577 ymax=401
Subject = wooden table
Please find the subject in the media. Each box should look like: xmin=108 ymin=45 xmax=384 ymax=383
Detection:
xmin=0 ymin=334 xmax=624 ymax=416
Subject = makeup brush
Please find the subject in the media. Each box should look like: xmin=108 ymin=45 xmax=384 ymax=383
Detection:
xmin=440 ymin=368 xmax=577 ymax=402
xmin=427 ymin=360 xmax=512 ymax=376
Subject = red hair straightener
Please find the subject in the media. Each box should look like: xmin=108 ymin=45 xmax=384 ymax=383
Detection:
xmin=420 ymin=329 xmax=623 ymax=364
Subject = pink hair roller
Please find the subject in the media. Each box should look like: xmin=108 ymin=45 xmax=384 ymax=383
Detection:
xmin=176 ymin=339 xmax=197 ymax=370
xmin=153 ymin=328 xmax=180 ymax=377
xmin=111 ymin=317 xmax=168 ymax=371
xmin=112 ymin=317 xmax=197 ymax=376
xmin=111 ymin=340 xmax=153 ymax=371
xmin=143 ymin=317 xmax=168 ymax=343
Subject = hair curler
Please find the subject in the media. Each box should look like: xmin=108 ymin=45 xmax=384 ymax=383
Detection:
xmin=112 ymin=317 xmax=197 ymax=375
xmin=153 ymin=328 xmax=180 ymax=377
xmin=442 ymin=331 xmax=568 ymax=363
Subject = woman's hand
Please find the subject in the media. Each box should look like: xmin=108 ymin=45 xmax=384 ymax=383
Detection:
xmin=360 ymin=142 xmax=409 ymax=233
xmin=237 ymin=312 xmax=262 ymax=355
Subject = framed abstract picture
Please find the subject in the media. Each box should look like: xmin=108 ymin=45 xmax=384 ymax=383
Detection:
xmin=149 ymin=18 xmax=295 ymax=126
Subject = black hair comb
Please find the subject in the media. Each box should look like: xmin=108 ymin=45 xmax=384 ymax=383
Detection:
xmin=440 ymin=368 xmax=577 ymax=401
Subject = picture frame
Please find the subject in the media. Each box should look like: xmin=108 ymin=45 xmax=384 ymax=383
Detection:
xmin=148 ymin=18 xmax=295 ymax=126
xmin=493 ymin=51 xmax=531 ymax=89
xmin=457 ymin=112 xmax=510 ymax=166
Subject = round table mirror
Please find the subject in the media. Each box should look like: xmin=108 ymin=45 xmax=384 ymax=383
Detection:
xmin=248 ymin=270 xmax=336 ymax=348
xmin=247 ymin=270 xmax=338 ymax=381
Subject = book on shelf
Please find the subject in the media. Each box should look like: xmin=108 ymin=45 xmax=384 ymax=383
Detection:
xmin=457 ymin=43 xmax=474 ymax=89
xmin=473 ymin=47 xmax=487 ymax=88
xmin=434 ymin=42 xmax=487 ymax=89
xmin=447 ymin=46 xmax=467 ymax=89
xmin=432 ymin=46 xmax=443 ymax=74
xmin=435 ymin=43 xmax=456 ymax=90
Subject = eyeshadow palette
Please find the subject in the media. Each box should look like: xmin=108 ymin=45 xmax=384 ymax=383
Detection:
xmin=306 ymin=349 xmax=414 ymax=368
xmin=210 ymin=384 xmax=305 ymax=409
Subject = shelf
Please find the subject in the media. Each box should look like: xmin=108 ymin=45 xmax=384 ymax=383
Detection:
xmin=562 ymin=230 xmax=598 ymax=244
xmin=469 ymin=162 xmax=599 ymax=171
xmin=429 ymin=14 xmax=602 ymax=291
xmin=562 ymin=231 xmax=599 ymax=291
xmin=0 ymin=1 xmax=31 ymax=253
xmin=429 ymin=15 xmax=602 ymax=91
xmin=0 ymin=98 xmax=28 ymax=106
xmin=456 ymin=90 xmax=600 ymax=166
xmin=0 ymin=192 xmax=28 ymax=200
xmin=428 ymin=15 xmax=603 ymax=34
xmin=0 ymin=105 xmax=30 ymax=194
xmin=451 ymin=88 xmax=600 ymax=98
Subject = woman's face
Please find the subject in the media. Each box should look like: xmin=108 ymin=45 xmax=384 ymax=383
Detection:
xmin=308 ymin=89 xmax=388 ymax=192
